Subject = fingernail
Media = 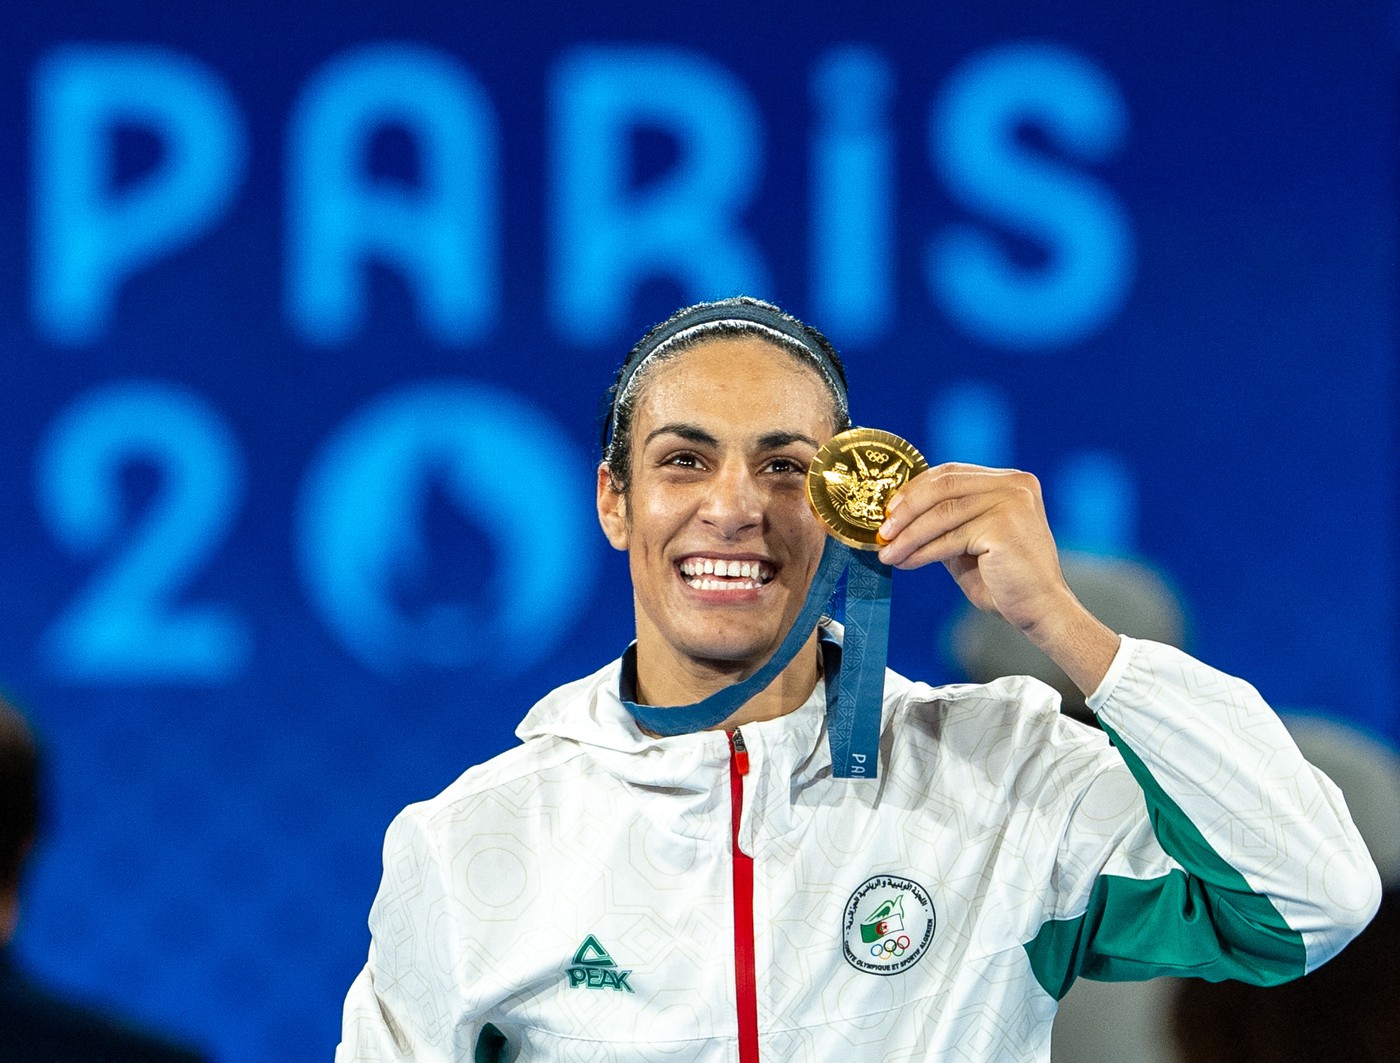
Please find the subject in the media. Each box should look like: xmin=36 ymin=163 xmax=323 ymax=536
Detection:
xmin=878 ymin=519 xmax=894 ymax=541
xmin=885 ymin=494 xmax=903 ymax=515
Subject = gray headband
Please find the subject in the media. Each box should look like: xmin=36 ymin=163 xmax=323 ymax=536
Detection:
xmin=604 ymin=301 xmax=849 ymax=451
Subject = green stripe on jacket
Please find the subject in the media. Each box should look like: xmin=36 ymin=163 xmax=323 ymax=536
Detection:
xmin=1024 ymin=719 xmax=1306 ymax=1000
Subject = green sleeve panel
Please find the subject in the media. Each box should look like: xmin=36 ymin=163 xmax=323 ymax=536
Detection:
xmin=1023 ymin=720 xmax=1307 ymax=1000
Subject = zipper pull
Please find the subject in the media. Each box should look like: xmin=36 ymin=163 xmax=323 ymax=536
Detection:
xmin=728 ymin=729 xmax=750 ymax=775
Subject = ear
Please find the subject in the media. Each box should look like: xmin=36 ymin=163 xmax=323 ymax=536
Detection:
xmin=596 ymin=463 xmax=629 ymax=551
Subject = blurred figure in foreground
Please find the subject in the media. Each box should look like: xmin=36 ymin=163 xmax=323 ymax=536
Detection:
xmin=0 ymin=696 xmax=206 ymax=1062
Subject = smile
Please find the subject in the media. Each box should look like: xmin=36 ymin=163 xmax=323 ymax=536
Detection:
xmin=678 ymin=557 xmax=776 ymax=591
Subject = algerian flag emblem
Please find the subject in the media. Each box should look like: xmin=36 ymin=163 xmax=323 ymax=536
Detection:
xmin=860 ymin=895 xmax=906 ymax=942
xmin=843 ymin=875 xmax=936 ymax=977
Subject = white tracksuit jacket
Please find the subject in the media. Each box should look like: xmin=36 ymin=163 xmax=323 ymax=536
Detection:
xmin=337 ymin=633 xmax=1380 ymax=1062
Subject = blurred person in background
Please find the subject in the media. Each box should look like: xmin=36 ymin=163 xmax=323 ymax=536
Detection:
xmin=0 ymin=696 xmax=206 ymax=1063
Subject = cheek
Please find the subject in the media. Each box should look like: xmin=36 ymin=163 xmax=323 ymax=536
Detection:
xmin=791 ymin=502 xmax=828 ymax=555
xmin=628 ymin=493 xmax=685 ymax=553
xmin=775 ymin=488 xmax=823 ymax=537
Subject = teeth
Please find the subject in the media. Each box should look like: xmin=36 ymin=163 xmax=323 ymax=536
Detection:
xmin=687 ymin=577 xmax=762 ymax=592
xmin=679 ymin=558 xmax=776 ymax=583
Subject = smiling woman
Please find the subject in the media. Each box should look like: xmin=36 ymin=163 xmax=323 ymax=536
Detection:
xmin=338 ymin=296 xmax=1379 ymax=1063
xmin=596 ymin=334 xmax=836 ymax=715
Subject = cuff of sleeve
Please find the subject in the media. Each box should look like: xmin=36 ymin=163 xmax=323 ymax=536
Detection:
xmin=1085 ymin=633 xmax=1134 ymax=714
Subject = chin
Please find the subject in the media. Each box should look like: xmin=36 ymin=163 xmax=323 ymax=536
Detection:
xmin=677 ymin=628 xmax=781 ymax=669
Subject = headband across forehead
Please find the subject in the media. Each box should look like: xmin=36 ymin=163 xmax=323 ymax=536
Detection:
xmin=604 ymin=300 xmax=849 ymax=451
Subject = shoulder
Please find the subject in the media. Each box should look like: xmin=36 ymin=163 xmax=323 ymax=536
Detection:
xmin=385 ymin=733 xmax=584 ymax=854
xmin=885 ymin=667 xmax=1091 ymax=742
xmin=381 ymin=662 xmax=627 ymax=856
xmin=882 ymin=668 xmax=1117 ymax=792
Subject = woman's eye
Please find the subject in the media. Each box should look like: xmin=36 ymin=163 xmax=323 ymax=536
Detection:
xmin=663 ymin=452 xmax=702 ymax=469
xmin=767 ymin=457 xmax=804 ymax=474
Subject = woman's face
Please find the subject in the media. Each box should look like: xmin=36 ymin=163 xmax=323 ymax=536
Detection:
xmin=597 ymin=336 xmax=836 ymax=677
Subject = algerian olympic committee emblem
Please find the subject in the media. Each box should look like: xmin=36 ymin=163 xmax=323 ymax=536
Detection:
xmin=842 ymin=874 xmax=935 ymax=976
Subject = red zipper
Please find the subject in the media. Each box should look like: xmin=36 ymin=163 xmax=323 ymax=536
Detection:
xmin=728 ymin=729 xmax=759 ymax=1063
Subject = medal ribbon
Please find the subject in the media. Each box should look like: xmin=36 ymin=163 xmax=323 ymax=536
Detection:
xmin=622 ymin=537 xmax=893 ymax=780
xmin=828 ymin=548 xmax=892 ymax=779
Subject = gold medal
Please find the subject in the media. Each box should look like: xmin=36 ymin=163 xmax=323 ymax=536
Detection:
xmin=807 ymin=428 xmax=929 ymax=549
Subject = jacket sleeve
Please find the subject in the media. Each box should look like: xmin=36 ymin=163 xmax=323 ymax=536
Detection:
xmin=336 ymin=808 xmax=504 ymax=1063
xmin=1023 ymin=636 xmax=1381 ymax=1000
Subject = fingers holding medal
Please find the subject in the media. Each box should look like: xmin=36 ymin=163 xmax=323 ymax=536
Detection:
xmin=807 ymin=428 xmax=929 ymax=550
xmin=809 ymin=435 xmax=1098 ymax=669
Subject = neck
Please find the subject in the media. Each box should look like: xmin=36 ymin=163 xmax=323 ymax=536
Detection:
xmin=634 ymin=629 xmax=823 ymax=731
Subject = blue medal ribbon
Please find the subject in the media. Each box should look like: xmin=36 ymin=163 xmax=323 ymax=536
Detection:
xmin=828 ymin=548 xmax=892 ymax=779
xmin=622 ymin=537 xmax=893 ymax=780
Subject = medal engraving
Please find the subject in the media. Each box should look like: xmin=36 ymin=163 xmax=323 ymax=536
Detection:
xmin=807 ymin=428 xmax=930 ymax=549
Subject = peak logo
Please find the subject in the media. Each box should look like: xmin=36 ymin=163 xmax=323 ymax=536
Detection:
xmin=565 ymin=934 xmax=634 ymax=993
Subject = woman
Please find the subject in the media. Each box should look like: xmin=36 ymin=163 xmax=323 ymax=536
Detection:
xmin=338 ymin=296 xmax=1378 ymax=1062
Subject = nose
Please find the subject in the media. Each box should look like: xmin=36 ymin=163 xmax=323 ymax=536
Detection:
xmin=698 ymin=458 xmax=763 ymax=539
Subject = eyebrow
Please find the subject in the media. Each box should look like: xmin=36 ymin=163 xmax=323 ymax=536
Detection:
xmin=643 ymin=423 xmax=820 ymax=451
xmin=757 ymin=430 xmax=821 ymax=451
xmin=644 ymin=422 xmax=719 ymax=449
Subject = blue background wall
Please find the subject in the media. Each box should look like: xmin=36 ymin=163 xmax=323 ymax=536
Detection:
xmin=0 ymin=2 xmax=1393 ymax=1059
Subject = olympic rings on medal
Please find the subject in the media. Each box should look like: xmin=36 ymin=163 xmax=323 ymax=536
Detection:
xmin=869 ymin=934 xmax=913 ymax=959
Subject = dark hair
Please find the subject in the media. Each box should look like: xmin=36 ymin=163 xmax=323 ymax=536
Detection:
xmin=600 ymin=296 xmax=852 ymax=492
xmin=0 ymin=698 xmax=39 ymax=893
